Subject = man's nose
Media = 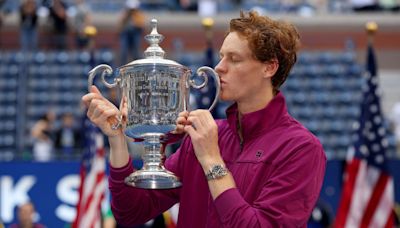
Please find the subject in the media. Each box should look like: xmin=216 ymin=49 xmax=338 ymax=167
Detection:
xmin=215 ymin=59 xmax=226 ymax=74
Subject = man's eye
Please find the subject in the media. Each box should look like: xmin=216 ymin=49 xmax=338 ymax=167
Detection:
xmin=231 ymin=57 xmax=240 ymax=63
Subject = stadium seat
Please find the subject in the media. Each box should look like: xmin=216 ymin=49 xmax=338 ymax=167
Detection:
xmin=33 ymin=51 xmax=47 ymax=64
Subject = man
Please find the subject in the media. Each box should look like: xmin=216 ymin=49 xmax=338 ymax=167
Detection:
xmin=19 ymin=0 xmax=39 ymax=52
xmin=82 ymin=11 xmax=326 ymax=227
xmin=9 ymin=202 xmax=46 ymax=228
xmin=54 ymin=112 xmax=82 ymax=159
xmin=118 ymin=0 xmax=145 ymax=64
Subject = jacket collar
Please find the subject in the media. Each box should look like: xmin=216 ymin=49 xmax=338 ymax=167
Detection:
xmin=226 ymin=92 xmax=288 ymax=141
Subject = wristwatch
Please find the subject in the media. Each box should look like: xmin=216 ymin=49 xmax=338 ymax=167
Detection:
xmin=206 ymin=164 xmax=228 ymax=181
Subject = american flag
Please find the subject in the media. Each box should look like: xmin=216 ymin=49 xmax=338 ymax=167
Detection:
xmin=73 ymin=118 xmax=107 ymax=228
xmin=335 ymin=44 xmax=395 ymax=227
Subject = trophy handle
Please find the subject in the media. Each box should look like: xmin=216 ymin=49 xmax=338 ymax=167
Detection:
xmin=88 ymin=64 xmax=119 ymax=91
xmin=88 ymin=64 xmax=122 ymax=130
xmin=189 ymin=66 xmax=221 ymax=111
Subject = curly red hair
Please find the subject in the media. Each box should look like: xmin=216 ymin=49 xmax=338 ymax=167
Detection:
xmin=229 ymin=11 xmax=300 ymax=93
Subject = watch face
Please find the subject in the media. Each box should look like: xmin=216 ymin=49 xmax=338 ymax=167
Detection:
xmin=212 ymin=165 xmax=227 ymax=178
xmin=213 ymin=165 xmax=223 ymax=175
xmin=207 ymin=164 xmax=228 ymax=180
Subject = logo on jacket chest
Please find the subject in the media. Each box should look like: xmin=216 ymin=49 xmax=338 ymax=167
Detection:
xmin=255 ymin=150 xmax=264 ymax=159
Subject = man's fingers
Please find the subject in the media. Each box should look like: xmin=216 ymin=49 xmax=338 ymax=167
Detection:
xmin=82 ymin=93 xmax=96 ymax=107
xmin=172 ymin=124 xmax=185 ymax=134
xmin=184 ymin=125 xmax=197 ymax=136
xmin=187 ymin=115 xmax=201 ymax=131
xmin=90 ymin=85 xmax=102 ymax=95
xmin=178 ymin=111 xmax=189 ymax=118
xmin=89 ymin=105 xmax=119 ymax=127
xmin=176 ymin=116 xmax=190 ymax=125
xmin=82 ymin=87 xmax=104 ymax=107
xmin=100 ymin=109 xmax=120 ymax=125
xmin=86 ymin=98 xmax=100 ymax=117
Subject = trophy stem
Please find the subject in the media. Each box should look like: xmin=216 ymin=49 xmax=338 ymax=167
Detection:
xmin=125 ymin=134 xmax=182 ymax=189
xmin=142 ymin=135 xmax=165 ymax=171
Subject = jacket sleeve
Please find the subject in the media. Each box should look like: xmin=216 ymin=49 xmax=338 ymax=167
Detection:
xmin=213 ymin=138 xmax=327 ymax=228
xmin=108 ymin=149 xmax=182 ymax=227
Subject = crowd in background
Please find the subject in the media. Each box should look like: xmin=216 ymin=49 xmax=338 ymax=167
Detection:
xmin=1 ymin=0 xmax=399 ymax=18
xmin=30 ymin=110 xmax=83 ymax=161
xmin=0 ymin=0 xmax=399 ymax=162
xmin=1 ymin=0 xmax=399 ymax=53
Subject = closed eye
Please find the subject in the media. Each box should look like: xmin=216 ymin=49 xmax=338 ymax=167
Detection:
xmin=219 ymin=54 xmax=242 ymax=63
xmin=230 ymin=56 xmax=241 ymax=63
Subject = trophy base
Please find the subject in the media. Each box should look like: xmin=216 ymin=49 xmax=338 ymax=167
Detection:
xmin=125 ymin=169 xmax=182 ymax=189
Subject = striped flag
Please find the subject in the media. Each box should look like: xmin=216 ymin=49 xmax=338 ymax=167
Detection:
xmin=73 ymin=118 xmax=107 ymax=228
xmin=334 ymin=43 xmax=395 ymax=227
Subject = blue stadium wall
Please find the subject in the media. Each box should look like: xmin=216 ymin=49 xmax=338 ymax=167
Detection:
xmin=1 ymin=160 xmax=400 ymax=227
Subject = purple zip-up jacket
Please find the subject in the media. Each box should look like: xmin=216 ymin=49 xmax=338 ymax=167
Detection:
xmin=109 ymin=92 xmax=327 ymax=227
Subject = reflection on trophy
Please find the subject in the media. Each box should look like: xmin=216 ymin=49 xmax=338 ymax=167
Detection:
xmin=87 ymin=19 xmax=220 ymax=189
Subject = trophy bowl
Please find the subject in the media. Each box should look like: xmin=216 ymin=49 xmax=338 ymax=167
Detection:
xmin=87 ymin=19 xmax=220 ymax=189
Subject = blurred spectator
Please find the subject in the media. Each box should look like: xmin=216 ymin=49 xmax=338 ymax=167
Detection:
xmin=0 ymin=0 xmax=4 ymax=26
xmin=70 ymin=0 xmax=92 ymax=49
xmin=19 ymin=0 xmax=39 ymax=52
xmin=350 ymin=0 xmax=400 ymax=11
xmin=395 ymin=203 xmax=400 ymax=226
xmin=103 ymin=207 xmax=117 ymax=228
xmin=31 ymin=110 xmax=56 ymax=162
xmin=231 ymin=0 xmax=242 ymax=6
xmin=54 ymin=112 xmax=82 ymax=159
xmin=198 ymin=0 xmax=217 ymax=17
xmin=349 ymin=0 xmax=381 ymax=11
xmin=178 ymin=0 xmax=198 ymax=11
xmin=0 ymin=0 xmax=6 ymax=47
xmin=118 ymin=0 xmax=146 ymax=65
xmin=47 ymin=0 xmax=68 ymax=50
xmin=9 ymin=202 xmax=46 ymax=228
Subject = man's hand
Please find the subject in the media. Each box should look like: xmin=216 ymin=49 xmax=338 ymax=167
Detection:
xmin=183 ymin=110 xmax=223 ymax=168
xmin=82 ymin=85 xmax=124 ymax=137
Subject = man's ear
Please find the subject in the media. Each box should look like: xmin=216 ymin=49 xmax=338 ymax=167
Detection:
xmin=263 ymin=59 xmax=279 ymax=79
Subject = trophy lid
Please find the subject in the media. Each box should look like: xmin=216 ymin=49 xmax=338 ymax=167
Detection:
xmin=120 ymin=19 xmax=184 ymax=68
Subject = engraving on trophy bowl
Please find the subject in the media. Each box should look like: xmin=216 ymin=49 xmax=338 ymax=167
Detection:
xmin=122 ymin=65 xmax=190 ymax=139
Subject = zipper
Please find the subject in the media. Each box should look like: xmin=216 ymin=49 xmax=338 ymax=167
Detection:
xmin=236 ymin=113 xmax=244 ymax=152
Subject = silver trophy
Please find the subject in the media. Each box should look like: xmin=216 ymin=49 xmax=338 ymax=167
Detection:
xmin=88 ymin=19 xmax=220 ymax=189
